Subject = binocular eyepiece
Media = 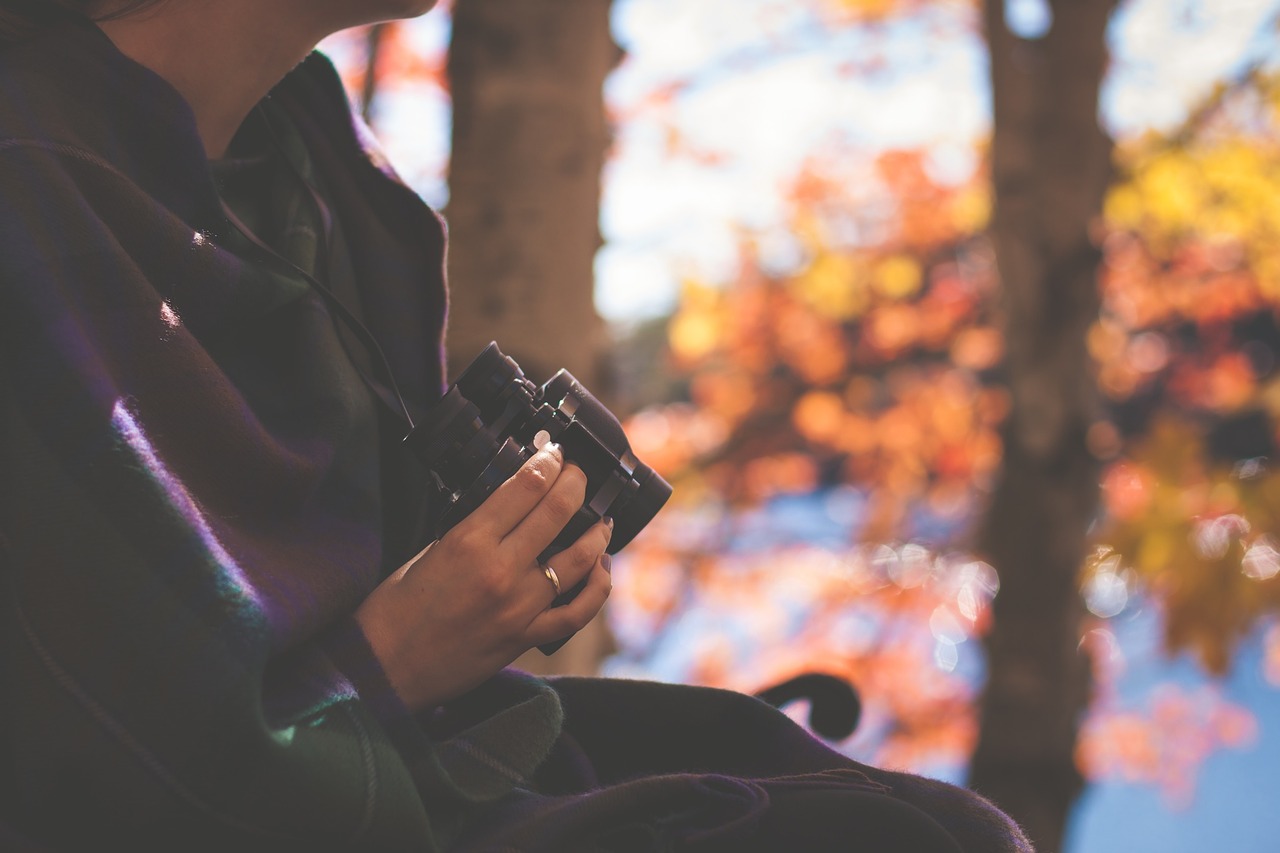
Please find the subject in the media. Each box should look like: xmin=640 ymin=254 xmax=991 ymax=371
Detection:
xmin=404 ymin=343 xmax=672 ymax=650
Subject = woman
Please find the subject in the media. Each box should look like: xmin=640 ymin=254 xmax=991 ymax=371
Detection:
xmin=0 ymin=1 xmax=1032 ymax=850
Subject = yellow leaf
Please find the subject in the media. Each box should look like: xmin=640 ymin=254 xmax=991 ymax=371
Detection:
xmin=1137 ymin=530 xmax=1175 ymax=575
xmin=950 ymin=187 xmax=990 ymax=233
xmin=1137 ymin=150 xmax=1204 ymax=235
xmin=793 ymin=252 xmax=869 ymax=320
xmin=668 ymin=312 xmax=718 ymax=362
xmin=833 ymin=0 xmax=896 ymax=19
xmin=873 ymin=255 xmax=923 ymax=300
xmin=1105 ymin=184 xmax=1144 ymax=230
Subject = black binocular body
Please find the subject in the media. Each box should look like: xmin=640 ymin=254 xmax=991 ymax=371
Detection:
xmin=404 ymin=343 xmax=673 ymax=651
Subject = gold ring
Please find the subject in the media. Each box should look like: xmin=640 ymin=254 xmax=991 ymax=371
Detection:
xmin=542 ymin=563 xmax=563 ymax=597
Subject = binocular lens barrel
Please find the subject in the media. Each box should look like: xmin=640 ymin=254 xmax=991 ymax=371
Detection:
xmin=407 ymin=343 xmax=672 ymax=556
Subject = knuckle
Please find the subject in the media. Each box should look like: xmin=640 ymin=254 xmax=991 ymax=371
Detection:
xmin=441 ymin=526 xmax=481 ymax=559
xmin=513 ymin=460 xmax=553 ymax=494
xmin=541 ymin=489 xmax=579 ymax=520
xmin=473 ymin=563 xmax=508 ymax=596
xmin=571 ymin=538 xmax=601 ymax=569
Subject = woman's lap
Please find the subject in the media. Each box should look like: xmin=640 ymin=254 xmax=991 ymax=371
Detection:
xmin=449 ymin=677 xmax=1030 ymax=852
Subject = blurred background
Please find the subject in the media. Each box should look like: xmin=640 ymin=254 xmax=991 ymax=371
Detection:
xmin=323 ymin=1 xmax=1280 ymax=850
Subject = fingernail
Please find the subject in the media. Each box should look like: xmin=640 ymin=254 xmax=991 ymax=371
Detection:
xmin=532 ymin=429 xmax=561 ymax=458
xmin=602 ymin=553 xmax=612 ymax=574
xmin=604 ymin=516 xmax=615 ymax=531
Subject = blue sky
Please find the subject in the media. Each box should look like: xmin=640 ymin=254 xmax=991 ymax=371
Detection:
xmin=1067 ymin=614 xmax=1280 ymax=852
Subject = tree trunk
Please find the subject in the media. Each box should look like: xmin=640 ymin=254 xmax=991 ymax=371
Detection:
xmin=445 ymin=0 xmax=616 ymax=387
xmin=968 ymin=1 xmax=1116 ymax=850
xmin=446 ymin=0 xmax=618 ymax=675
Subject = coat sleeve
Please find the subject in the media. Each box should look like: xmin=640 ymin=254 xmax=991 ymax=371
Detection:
xmin=0 ymin=139 xmax=561 ymax=850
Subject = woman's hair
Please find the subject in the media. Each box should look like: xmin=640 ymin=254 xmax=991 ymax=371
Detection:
xmin=0 ymin=0 xmax=165 ymax=44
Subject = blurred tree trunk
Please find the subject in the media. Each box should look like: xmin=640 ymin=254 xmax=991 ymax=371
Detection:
xmin=968 ymin=1 xmax=1117 ymax=850
xmin=446 ymin=0 xmax=616 ymax=386
xmin=446 ymin=0 xmax=619 ymax=675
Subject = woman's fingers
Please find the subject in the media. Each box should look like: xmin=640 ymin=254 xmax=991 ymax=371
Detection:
xmin=356 ymin=502 xmax=614 ymax=710
xmin=527 ymin=517 xmax=613 ymax=606
xmin=469 ymin=441 xmax=568 ymax=537
xmin=501 ymin=456 xmax=588 ymax=557
xmin=526 ymin=556 xmax=612 ymax=646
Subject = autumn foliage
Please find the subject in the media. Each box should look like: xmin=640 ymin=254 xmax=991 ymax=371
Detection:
xmin=329 ymin=1 xmax=1280 ymax=809
xmin=1092 ymin=71 xmax=1280 ymax=675
xmin=614 ymin=146 xmax=1007 ymax=772
xmin=614 ymin=66 xmax=1280 ymax=797
xmin=654 ymin=149 xmax=1000 ymax=533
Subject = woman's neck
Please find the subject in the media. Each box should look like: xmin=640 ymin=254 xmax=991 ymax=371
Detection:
xmin=96 ymin=3 xmax=333 ymax=159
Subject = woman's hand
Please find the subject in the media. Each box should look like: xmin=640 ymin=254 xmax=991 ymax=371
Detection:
xmin=353 ymin=435 xmax=613 ymax=711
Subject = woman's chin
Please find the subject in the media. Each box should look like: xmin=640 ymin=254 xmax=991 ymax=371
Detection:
xmin=333 ymin=0 xmax=439 ymax=30
xmin=380 ymin=0 xmax=441 ymax=21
